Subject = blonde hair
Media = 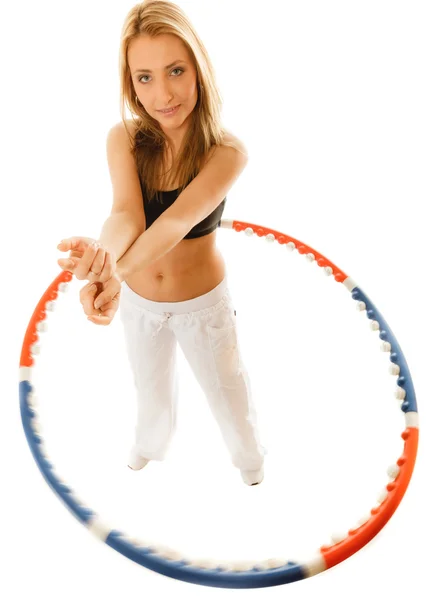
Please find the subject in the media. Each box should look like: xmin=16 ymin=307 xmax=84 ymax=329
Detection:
xmin=118 ymin=0 xmax=237 ymax=204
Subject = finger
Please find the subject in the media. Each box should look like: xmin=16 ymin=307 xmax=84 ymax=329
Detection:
xmin=94 ymin=292 xmax=115 ymax=311
xmin=57 ymin=237 xmax=95 ymax=253
xmin=90 ymin=247 xmax=105 ymax=274
xmin=58 ymin=257 xmax=77 ymax=272
xmin=89 ymin=247 xmax=106 ymax=279
xmin=100 ymin=305 xmax=117 ymax=320
xmin=93 ymin=278 xmax=118 ymax=310
xmin=87 ymin=314 xmax=112 ymax=326
xmin=87 ymin=294 xmax=118 ymax=324
xmin=59 ymin=254 xmax=94 ymax=273
xmin=57 ymin=246 xmax=85 ymax=261
xmin=81 ymin=283 xmax=100 ymax=316
xmin=79 ymin=281 xmax=95 ymax=300
xmin=74 ymin=242 xmax=100 ymax=281
xmin=69 ymin=248 xmax=86 ymax=260
xmin=97 ymin=295 xmax=120 ymax=313
xmin=96 ymin=250 xmax=114 ymax=283
xmin=98 ymin=302 xmax=113 ymax=312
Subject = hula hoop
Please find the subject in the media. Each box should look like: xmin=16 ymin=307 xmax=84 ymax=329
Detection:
xmin=19 ymin=219 xmax=418 ymax=589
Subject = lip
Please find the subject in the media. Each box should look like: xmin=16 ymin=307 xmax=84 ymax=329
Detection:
xmin=157 ymin=104 xmax=180 ymax=115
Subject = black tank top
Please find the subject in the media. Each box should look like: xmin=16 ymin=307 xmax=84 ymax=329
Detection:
xmin=142 ymin=185 xmax=226 ymax=240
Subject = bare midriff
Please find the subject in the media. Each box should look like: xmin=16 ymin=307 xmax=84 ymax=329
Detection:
xmin=125 ymin=231 xmax=226 ymax=302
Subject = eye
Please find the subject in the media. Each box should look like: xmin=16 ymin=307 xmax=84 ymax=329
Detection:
xmin=138 ymin=67 xmax=184 ymax=84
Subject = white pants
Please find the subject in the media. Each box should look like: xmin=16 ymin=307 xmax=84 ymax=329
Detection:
xmin=119 ymin=276 xmax=266 ymax=472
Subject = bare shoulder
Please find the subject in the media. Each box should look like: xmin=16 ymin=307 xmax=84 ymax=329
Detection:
xmin=202 ymin=131 xmax=248 ymax=171
xmin=106 ymin=119 xmax=141 ymax=154
xmin=124 ymin=118 xmax=139 ymax=139
xmin=221 ymin=130 xmax=249 ymax=159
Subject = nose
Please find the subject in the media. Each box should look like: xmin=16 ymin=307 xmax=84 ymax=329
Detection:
xmin=156 ymin=82 xmax=174 ymax=104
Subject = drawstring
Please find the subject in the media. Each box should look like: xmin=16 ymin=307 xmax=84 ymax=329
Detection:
xmin=151 ymin=312 xmax=172 ymax=339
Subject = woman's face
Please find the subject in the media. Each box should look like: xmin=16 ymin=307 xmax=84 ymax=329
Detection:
xmin=128 ymin=33 xmax=199 ymax=139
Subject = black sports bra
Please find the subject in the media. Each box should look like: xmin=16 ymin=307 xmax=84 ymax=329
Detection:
xmin=143 ymin=186 xmax=226 ymax=240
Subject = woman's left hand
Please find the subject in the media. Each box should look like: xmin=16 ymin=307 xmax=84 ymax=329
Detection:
xmin=81 ymin=277 xmax=122 ymax=325
xmin=92 ymin=271 xmax=123 ymax=312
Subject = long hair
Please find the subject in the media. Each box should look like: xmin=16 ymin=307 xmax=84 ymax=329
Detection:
xmin=118 ymin=0 xmax=239 ymax=204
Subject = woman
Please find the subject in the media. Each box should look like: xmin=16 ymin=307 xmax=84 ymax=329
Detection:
xmin=57 ymin=0 xmax=266 ymax=486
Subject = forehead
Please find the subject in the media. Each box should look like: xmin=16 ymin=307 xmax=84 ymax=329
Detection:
xmin=128 ymin=33 xmax=189 ymax=69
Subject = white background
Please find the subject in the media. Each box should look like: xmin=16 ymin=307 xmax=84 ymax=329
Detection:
xmin=1 ymin=1 xmax=430 ymax=598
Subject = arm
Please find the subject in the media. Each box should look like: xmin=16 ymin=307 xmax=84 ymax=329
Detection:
xmin=115 ymin=211 xmax=190 ymax=281
xmin=101 ymin=121 xmax=147 ymax=262
xmin=98 ymin=210 xmax=144 ymax=262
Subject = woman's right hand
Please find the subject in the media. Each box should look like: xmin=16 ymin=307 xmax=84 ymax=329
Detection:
xmin=80 ymin=278 xmax=121 ymax=326
xmin=57 ymin=237 xmax=117 ymax=283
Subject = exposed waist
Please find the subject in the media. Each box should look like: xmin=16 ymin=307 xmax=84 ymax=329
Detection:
xmin=121 ymin=275 xmax=229 ymax=314
xmin=123 ymin=249 xmax=227 ymax=303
